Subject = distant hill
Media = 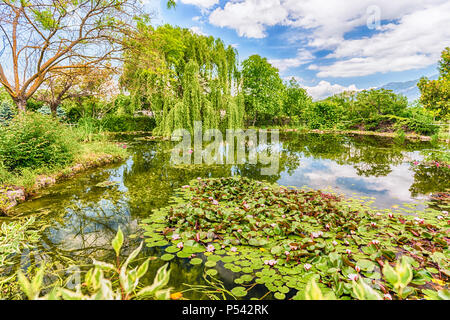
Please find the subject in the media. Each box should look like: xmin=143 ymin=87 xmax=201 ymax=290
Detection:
xmin=379 ymin=74 xmax=438 ymax=102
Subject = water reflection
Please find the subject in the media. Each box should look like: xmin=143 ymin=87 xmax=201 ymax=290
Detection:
xmin=5 ymin=132 xmax=449 ymax=296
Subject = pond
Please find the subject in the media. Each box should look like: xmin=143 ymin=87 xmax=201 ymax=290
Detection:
xmin=2 ymin=132 xmax=449 ymax=299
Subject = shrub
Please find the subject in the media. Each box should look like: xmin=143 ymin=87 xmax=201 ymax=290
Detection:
xmin=0 ymin=112 xmax=79 ymax=171
xmin=305 ymin=101 xmax=343 ymax=129
xmin=100 ymin=114 xmax=156 ymax=132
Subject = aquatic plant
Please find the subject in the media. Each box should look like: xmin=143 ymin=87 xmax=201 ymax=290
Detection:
xmin=141 ymin=176 xmax=449 ymax=300
xmin=13 ymin=228 xmax=173 ymax=300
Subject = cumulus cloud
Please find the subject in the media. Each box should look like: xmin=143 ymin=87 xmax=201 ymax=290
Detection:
xmin=269 ymin=49 xmax=314 ymax=72
xmin=204 ymin=0 xmax=450 ymax=77
xmin=190 ymin=26 xmax=207 ymax=36
xmin=301 ymin=81 xmax=359 ymax=101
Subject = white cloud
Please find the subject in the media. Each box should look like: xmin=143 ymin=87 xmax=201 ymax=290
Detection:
xmin=190 ymin=26 xmax=207 ymax=36
xmin=179 ymin=0 xmax=219 ymax=9
xmin=269 ymin=49 xmax=314 ymax=72
xmin=205 ymin=0 xmax=450 ymax=77
xmin=209 ymin=0 xmax=289 ymax=38
xmin=301 ymin=80 xmax=359 ymax=100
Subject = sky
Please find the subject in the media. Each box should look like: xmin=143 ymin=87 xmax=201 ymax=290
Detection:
xmin=145 ymin=0 xmax=450 ymax=100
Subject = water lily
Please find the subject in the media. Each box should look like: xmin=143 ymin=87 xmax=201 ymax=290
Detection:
xmin=355 ymin=266 xmax=361 ymax=273
xmin=170 ymin=292 xmax=183 ymax=300
xmin=414 ymin=217 xmax=425 ymax=224
xmin=304 ymin=263 xmax=312 ymax=271
xmin=230 ymin=247 xmax=237 ymax=252
xmin=348 ymin=274 xmax=359 ymax=281
xmin=206 ymin=244 xmax=215 ymax=252
xmin=345 ymin=249 xmax=352 ymax=255
xmin=371 ymin=240 xmax=380 ymax=246
xmin=212 ymin=199 xmax=219 ymax=205
xmin=264 ymin=259 xmax=277 ymax=266
xmin=177 ymin=242 xmax=184 ymax=249
xmin=413 ymin=161 xmax=419 ymax=166
xmin=437 ymin=215 xmax=443 ymax=220
xmin=388 ymin=213 xmax=394 ymax=218
xmin=282 ymin=215 xmax=286 ymax=219
xmin=172 ymin=234 xmax=181 ymax=240
xmin=311 ymin=231 xmax=323 ymax=238
xmin=237 ymin=229 xmax=242 ymax=233
xmin=442 ymin=211 xmax=448 ymax=215
xmin=290 ymin=245 xmax=298 ymax=250
xmin=285 ymin=251 xmax=290 ymax=256
xmin=332 ymin=240 xmax=338 ymax=246
xmin=384 ymin=294 xmax=393 ymax=300
xmin=370 ymin=222 xmax=377 ymax=227
xmin=181 ymin=185 xmax=190 ymax=189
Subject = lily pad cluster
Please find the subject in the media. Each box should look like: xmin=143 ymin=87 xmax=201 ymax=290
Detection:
xmin=141 ymin=176 xmax=449 ymax=300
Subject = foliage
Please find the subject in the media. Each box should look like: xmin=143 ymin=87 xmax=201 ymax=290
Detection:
xmin=418 ymin=47 xmax=450 ymax=121
xmin=304 ymin=101 xmax=343 ymax=129
xmin=0 ymin=112 xmax=79 ymax=172
xmin=0 ymin=217 xmax=40 ymax=268
xmin=121 ymin=24 xmax=242 ymax=135
xmin=14 ymin=228 xmax=173 ymax=300
xmin=142 ymin=176 xmax=449 ymax=300
xmin=242 ymin=55 xmax=284 ymax=125
xmin=282 ymin=78 xmax=312 ymax=120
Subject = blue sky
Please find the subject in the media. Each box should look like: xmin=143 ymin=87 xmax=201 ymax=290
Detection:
xmin=144 ymin=0 xmax=449 ymax=100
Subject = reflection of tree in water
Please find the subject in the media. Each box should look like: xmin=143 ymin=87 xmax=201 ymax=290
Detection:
xmin=410 ymin=165 xmax=450 ymax=197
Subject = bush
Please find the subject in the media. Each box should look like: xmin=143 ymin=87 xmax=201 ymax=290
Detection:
xmin=305 ymin=101 xmax=343 ymax=129
xmin=0 ymin=112 xmax=79 ymax=171
xmin=100 ymin=114 xmax=156 ymax=132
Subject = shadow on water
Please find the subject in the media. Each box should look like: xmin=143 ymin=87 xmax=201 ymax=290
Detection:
xmin=2 ymin=132 xmax=449 ymax=299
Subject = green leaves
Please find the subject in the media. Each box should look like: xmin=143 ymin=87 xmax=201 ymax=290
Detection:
xmin=17 ymin=265 xmax=46 ymax=300
xmin=383 ymin=257 xmax=414 ymax=299
xmin=112 ymin=227 xmax=124 ymax=257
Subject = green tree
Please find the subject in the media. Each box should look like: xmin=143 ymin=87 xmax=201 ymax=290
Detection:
xmin=418 ymin=47 xmax=450 ymax=121
xmin=241 ymin=55 xmax=284 ymax=125
xmin=282 ymin=77 xmax=312 ymax=119
xmin=354 ymin=89 xmax=408 ymax=119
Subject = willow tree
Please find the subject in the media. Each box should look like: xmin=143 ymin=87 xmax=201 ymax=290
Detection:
xmin=122 ymin=24 xmax=243 ymax=136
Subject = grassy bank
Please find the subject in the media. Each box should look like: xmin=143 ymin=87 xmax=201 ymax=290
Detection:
xmin=0 ymin=112 xmax=128 ymax=213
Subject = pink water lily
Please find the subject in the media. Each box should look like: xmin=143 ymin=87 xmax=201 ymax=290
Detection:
xmin=212 ymin=199 xmax=219 ymax=205
xmin=346 ymin=249 xmax=352 ymax=255
xmin=181 ymin=185 xmax=190 ymax=189
xmin=371 ymin=240 xmax=380 ymax=246
xmin=188 ymin=149 xmax=194 ymax=154
xmin=266 ymin=260 xmax=278 ymax=266
xmin=304 ymin=263 xmax=312 ymax=271
xmin=177 ymin=242 xmax=184 ymax=249
xmin=172 ymin=234 xmax=181 ymax=240
xmin=388 ymin=213 xmax=394 ymax=218
xmin=206 ymin=245 xmax=215 ymax=252
xmin=230 ymin=247 xmax=237 ymax=252
xmin=384 ymin=294 xmax=393 ymax=300
xmin=348 ymin=274 xmax=359 ymax=281
xmin=355 ymin=266 xmax=361 ymax=273
xmin=332 ymin=240 xmax=338 ymax=246
xmin=285 ymin=251 xmax=290 ymax=256
xmin=414 ymin=217 xmax=425 ymax=224
xmin=437 ymin=216 xmax=443 ymax=220
xmin=370 ymin=222 xmax=377 ymax=227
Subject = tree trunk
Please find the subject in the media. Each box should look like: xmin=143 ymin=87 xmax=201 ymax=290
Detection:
xmin=50 ymin=102 xmax=58 ymax=118
xmin=14 ymin=97 xmax=27 ymax=113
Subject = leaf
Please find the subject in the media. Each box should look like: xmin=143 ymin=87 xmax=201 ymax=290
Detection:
xmin=112 ymin=227 xmax=124 ymax=257
xmin=231 ymin=286 xmax=247 ymax=298
xmin=190 ymin=258 xmax=203 ymax=265
xmin=161 ymin=253 xmax=175 ymax=261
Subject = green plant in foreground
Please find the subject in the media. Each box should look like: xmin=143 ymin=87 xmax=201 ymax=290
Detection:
xmin=15 ymin=228 xmax=172 ymax=300
xmin=306 ymin=256 xmax=449 ymax=300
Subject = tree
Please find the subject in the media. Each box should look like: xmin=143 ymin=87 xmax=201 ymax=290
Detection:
xmin=282 ymin=77 xmax=312 ymax=118
xmin=241 ymin=55 xmax=284 ymax=125
xmin=418 ymin=47 xmax=450 ymax=121
xmin=354 ymin=89 xmax=408 ymax=119
xmin=0 ymin=0 xmax=175 ymax=112
xmin=33 ymin=67 xmax=115 ymax=117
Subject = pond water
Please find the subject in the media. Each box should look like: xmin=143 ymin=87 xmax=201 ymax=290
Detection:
xmin=2 ymin=132 xmax=449 ymax=299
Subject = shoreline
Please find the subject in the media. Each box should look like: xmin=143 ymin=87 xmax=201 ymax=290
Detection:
xmin=0 ymin=152 xmax=125 ymax=215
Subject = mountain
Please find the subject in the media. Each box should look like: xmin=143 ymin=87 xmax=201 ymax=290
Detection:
xmin=379 ymin=74 xmax=438 ymax=102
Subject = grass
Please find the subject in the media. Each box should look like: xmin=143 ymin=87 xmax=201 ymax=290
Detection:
xmin=0 ymin=135 xmax=128 ymax=191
